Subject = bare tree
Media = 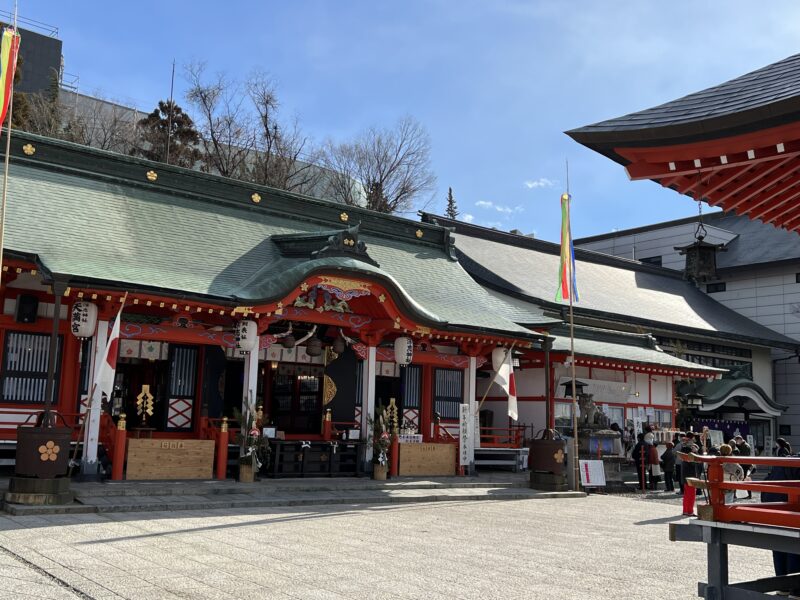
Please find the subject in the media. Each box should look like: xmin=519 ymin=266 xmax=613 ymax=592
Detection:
xmin=185 ymin=62 xmax=254 ymax=178
xmin=246 ymin=71 xmax=323 ymax=194
xmin=322 ymin=116 xmax=436 ymax=213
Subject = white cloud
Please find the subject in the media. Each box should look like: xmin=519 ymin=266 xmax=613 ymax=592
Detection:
xmin=495 ymin=204 xmax=524 ymax=214
xmin=475 ymin=200 xmax=493 ymax=208
xmin=463 ymin=213 xmax=474 ymax=223
xmin=524 ymin=178 xmax=556 ymax=189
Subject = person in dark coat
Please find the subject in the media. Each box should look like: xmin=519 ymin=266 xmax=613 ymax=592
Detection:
xmin=631 ymin=433 xmax=646 ymax=491
xmin=762 ymin=460 xmax=800 ymax=584
xmin=734 ymin=434 xmax=753 ymax=499
xmin=661 ymin=442 xmax=676 ymax=492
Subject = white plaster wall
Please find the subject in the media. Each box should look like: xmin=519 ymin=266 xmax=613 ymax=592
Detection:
xmin=476 ymin=367 xmax=547 ymax=398
xmin=649 ymin=375 xmax=673 ymax=406
xmin=481 ymin=399 xmax=546 ymax=431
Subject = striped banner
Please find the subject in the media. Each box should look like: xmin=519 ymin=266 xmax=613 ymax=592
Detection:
xmin=0 ymin=27 xmax=20 ymax=126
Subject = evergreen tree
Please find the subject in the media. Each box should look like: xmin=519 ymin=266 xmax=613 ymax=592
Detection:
xmin=445 ymin=187 xmax=459 ymax=219
xmin=133 ymin=100 xmax=200 ymax=168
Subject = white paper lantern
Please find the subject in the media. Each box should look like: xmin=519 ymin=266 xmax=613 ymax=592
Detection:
xmin=492 ymin=347 xmax=508 ymax=372
xmin=70 ymin=301 xmax=98 ymax=339
xmin=394 ymin=336 xmax=414 ymax=366
xmin=234 ymin=320 xmax=258 ymax=354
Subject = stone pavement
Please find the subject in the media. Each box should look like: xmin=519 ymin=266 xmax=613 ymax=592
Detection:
xmin=0 ymin=494 xmax=776 ymax=600
xmin=2 ymin=473 xmax=585 ymax=516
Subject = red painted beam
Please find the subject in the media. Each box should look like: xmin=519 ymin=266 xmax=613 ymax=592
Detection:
xmin=715 ymin=157 xmax=796 ymax=211
xmin=733 ymin=168 xmax=800 ymax=217
xmin=686 ymin=164 xmax=751 ymax=204
xmin=751 ymin=183 xmax=800 ymax=222
xmin=625 ymin=147 xmax=800 ymax=181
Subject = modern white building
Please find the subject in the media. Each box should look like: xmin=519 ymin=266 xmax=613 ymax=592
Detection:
xmin=577 ymin=211 xmax=800 ymax=449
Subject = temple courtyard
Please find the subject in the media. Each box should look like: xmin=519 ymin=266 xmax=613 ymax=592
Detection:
xmin=0 ymin=495 xmax=774 ymax=600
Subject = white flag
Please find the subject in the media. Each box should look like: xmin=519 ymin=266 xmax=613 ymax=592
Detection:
xmin=495 ymin=352 xmax=518 ymax=421
xmin=94 ymin=303 xmax=124 ymax=400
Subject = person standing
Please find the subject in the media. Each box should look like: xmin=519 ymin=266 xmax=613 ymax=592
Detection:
xmin=631 ymin=433 xmax=646 ymax=491
xmin=776 ymin=437 xmax=793 ymax=457
xmin=734 ymin=434 xmax=753 ymax=499
xmin=674 ymin=432 xmax=685 ymax=495
xmin=719 ymin=444 xmax=744 ymax=504
xmin=762 ymin=456 xmax=800 ymax=586
xmin=661 ymin=442 xmax=676 ymax=492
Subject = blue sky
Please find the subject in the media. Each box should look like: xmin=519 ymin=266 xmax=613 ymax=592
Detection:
xmin=13 ymin=1 xmax=800 ymax=242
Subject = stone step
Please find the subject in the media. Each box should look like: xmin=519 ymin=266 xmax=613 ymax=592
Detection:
xmin=69 ymin=477 xmax=529 ymax=499
xmin=3 ymin=487 xmax=584 ymax=516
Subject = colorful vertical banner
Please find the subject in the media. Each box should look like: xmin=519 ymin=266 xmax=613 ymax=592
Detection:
xmin=0 ymin=27 xmax=20 ymax=126
xmin=555 ymin=192 xmax=579 ymax=303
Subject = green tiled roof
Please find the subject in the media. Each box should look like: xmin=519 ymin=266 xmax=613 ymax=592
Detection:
xmin=1 ymin=131 xmax=536 ymax=339
xmin=549 ymin=328 xmax=723 ymax=374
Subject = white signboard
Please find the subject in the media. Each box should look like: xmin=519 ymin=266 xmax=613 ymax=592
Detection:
xmin=707 ymin=429 xmax=725 ymax=448
xmin=764 ymin=435 xmax=774 ymax=456
xmin=459 ymin=404 xmax=470 ymax=467
xmin=579 ymin=460 xmax=606 ymax=487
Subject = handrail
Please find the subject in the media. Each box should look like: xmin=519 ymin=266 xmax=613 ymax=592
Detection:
xmin=479 ymin=426 xmax=525 ymax=448
xmin=683 ymin=452 xmax=800 ymax=529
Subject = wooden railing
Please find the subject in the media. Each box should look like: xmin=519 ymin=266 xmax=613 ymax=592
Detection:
xmin=683 ymin=452 xmax=800 ymax=529
xmin=479 ymin=426 xmax=525 ymax=448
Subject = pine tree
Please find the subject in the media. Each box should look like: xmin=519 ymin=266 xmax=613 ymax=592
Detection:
xmin=133 ymin=100 xmax=200 ymax=169
xmin=445 ymin=187 xmax=459 ymax=219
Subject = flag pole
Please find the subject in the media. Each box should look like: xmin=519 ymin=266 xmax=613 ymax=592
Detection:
xmin=0 ymin=1 xmax=18 ymax=290
xmin=565 ymin=159 xmax=580 ymax=492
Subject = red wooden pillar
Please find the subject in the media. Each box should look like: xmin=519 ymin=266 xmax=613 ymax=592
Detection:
xmin=322 ymin=409 xmax=332 ymax=440
xmin=421 ymin=365 xmax=433 ymax=441
xmin=111 ymin=413 xmax=127 ymax=481
xmin=216 ymin=416 xmax=229 ymax=480
xmin=548 ymin=362 xmax=556 ymax=429
xmin=389 ymin=433 xmax=399 ymax=477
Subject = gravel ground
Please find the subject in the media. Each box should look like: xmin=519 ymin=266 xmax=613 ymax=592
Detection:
xmin=0 ymin=494 xmax=777 ymax=600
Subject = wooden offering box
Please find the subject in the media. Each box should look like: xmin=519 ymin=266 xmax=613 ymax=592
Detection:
xmin=125 ymin=439 xmax=215 ymax=480
xmin=398 ymin=443 xmax=456 ymax=476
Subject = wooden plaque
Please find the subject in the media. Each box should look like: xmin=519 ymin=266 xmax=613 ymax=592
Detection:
xmin=398 ymin=443 xmax=456 ymax=476
xmin=125 ymin=439 xmax=215 ymax=480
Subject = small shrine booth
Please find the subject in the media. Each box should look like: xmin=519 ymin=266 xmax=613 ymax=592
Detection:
xmin=0 ymin=131 xmax=543 ymax=480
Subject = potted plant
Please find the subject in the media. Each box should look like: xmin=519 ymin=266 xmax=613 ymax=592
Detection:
xmin=234 ymin=405 xmax=270 ymax=483
xmin=369 ymin=408 xmax=391 ymax=480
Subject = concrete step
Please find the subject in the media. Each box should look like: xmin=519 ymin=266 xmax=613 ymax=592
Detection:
xmin=2 ymin=486 xmax=584 ymax=516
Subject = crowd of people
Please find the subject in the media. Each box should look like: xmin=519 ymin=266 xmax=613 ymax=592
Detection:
xmin=627 ymin=426 xmax=762 ymax=513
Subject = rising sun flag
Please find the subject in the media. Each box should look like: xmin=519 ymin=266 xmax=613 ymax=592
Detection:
xmin=555 ymin=192 xmax=579 ymax=303
xmin=0 ymin=27 xmax=20 ymax=126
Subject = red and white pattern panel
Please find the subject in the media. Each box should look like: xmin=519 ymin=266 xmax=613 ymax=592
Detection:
xmin=167 ymin=398 xmax=193 ymax=430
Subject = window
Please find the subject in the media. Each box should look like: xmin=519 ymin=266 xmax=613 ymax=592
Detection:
xmin=780 ymin=424 xmax=792 ymax=436
xmin=654 ymin=409 xmax=673 ymax=428
xmin=401 ymin=365 xmax=422 ymax=409
xmin=640 ymin=255 xmax=662 ymax=267
xmin=796 ymin=273 xmax=800 ymax=284
xmin=434 ymin=368 xmax=463 ymax=420
xmin=1 ymin=332 xmax=62 ymax=403
xmin=605 ymin=406 xmax=624 ymax=429
xmin=706 ymin=282 xmax=726 ymax=293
